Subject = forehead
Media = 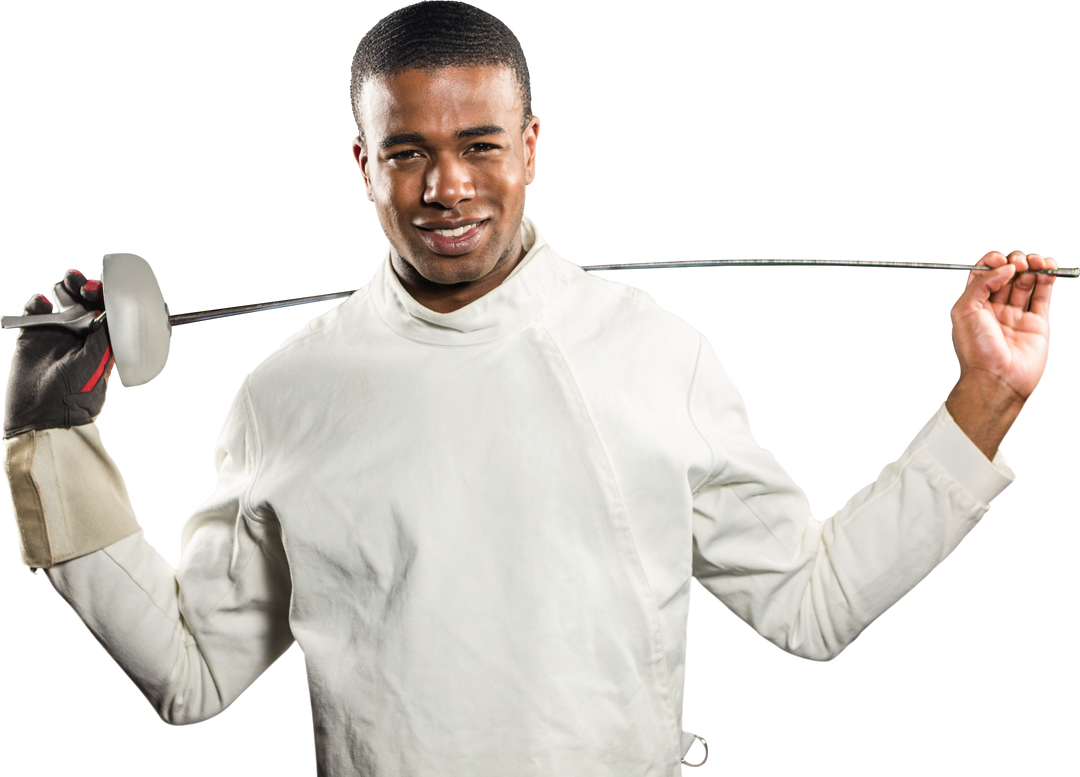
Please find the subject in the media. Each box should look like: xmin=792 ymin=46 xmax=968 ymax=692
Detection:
xmin=359 ymin=66 xmax=521 ymax=141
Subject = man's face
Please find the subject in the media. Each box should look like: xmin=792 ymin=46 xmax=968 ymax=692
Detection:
xmin=354 ymin=66 xmax=539 ymax=300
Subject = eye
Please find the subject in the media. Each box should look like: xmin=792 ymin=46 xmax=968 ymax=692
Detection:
xmin=468 ymin=142 xmax=500 ymax=154
xmin=386 ymin=149 xmax=423 ymax=161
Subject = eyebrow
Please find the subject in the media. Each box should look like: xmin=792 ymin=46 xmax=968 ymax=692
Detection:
xmin=378 ymin=124 xmax=508 ymax=150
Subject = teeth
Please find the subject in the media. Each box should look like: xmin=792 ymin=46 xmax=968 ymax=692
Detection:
xmin=433 ymin=223 xmax=478 ymax=238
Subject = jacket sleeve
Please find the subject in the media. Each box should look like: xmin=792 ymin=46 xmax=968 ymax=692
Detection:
xmin=688 ymin=336 xmax=1013 ymax=660
xmin=12 ymin=380 xmax=293 ymax=723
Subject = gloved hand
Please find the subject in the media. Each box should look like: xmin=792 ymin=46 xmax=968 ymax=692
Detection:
xmin=4 ymin=270 xmax=113 ymax=438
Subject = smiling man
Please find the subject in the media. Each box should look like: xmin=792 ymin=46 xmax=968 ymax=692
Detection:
xmin=2 ymin=2 xmax=1058 ymax=776
xmin=354 ymin=64 xmax=538 ymax=311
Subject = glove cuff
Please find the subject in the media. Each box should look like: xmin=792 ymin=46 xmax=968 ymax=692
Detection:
xmin=5 ymin=425 xmax=140 ymax=567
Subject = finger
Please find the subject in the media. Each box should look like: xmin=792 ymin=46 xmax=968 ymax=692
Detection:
xmin=61 ymin=269 xmax=88 ymax=295
xmin=986 ymin=251 xmax=1020 ymax=305
xmin=23 ymin=293 xmax=54 ymax=316
xmin=1025 ymin=252 xmax=1055 ymax=279
xmin=968 ymin=251 xmax=1006 ymax=288
xmin=1028 ymin=254 xmax=1056 ymax=319
xmin=976 ymin=250 xmax=1006 ymax=272
xmin=58 ymin=269 xmax=101 ymax=309
xmin=79 ymin=275 xmax=103 ymax=309
xmin=57 ymin=267 xmax=104 ymax=311
xmin=1005 ymin=251 xmax=1037 ymax=310
xmin=52 ymin=270 xmax=86 ymax=313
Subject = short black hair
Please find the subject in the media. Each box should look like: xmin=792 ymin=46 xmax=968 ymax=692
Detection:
xmin=350 ymin=1 xmax=532 ymax=144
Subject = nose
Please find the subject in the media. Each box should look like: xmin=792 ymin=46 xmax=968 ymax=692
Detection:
xmin=423 ymin=153 xmax=475 ymax=209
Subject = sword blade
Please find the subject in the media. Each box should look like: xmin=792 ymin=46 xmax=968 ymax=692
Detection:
xmin=160 ymin=259 xmax=1077 ymax=327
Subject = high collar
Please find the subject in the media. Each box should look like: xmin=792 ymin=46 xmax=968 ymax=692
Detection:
xmin=369 ymin=216 xmax=574 ymax=346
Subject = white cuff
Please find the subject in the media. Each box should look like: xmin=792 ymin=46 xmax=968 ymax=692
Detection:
xmin=925 ymin=404 xmax=1015 ymax=505
xmin=4 ymin=425 xmax=140 ymax=567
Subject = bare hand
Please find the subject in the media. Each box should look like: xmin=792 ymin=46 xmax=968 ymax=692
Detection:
xmin=950 ymin=249 xmax=1058 ymax=406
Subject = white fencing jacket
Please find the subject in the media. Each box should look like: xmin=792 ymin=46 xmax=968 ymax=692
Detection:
xmin=8 ymin=218 xmax=1014 ymax=776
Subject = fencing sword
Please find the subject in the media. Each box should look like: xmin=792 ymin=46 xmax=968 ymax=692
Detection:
xmin=162 ymin=257 xmax=1078 ymax=327
xmin=3 ymin=254 xmax=1076 ymax=388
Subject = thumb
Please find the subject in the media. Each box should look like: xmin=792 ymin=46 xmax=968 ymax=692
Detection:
xmin=959 ymin=264 xmax=1015 ymax=312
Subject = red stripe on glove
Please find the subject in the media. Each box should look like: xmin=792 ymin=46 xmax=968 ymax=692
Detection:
xmin=80 ymin=345 xmax=113 ymax=393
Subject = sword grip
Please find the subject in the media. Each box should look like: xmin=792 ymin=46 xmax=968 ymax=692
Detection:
xmin=1 ymin=306 xmax=101 ymax=332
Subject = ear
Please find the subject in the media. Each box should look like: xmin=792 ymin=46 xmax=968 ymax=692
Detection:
xmin=354 ymin=136 xmax=371 ymax=178
xmin=354 ymin=136 xmax=375 ymax=203
xmin=522 ymin=116 xmax=540 ymax=185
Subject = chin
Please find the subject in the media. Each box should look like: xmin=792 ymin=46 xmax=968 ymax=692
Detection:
xmin=420 ymin=255 xmax=497 ymax=286
xmin=400 ymin=236 xmax=505 ymax=286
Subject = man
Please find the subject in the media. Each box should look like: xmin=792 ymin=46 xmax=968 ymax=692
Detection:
xmin=2 ymin=2 xmax=1060 ymax=775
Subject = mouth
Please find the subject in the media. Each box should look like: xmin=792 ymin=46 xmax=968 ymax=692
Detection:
xmin=416 ymin=219 xmax=488 ymax=256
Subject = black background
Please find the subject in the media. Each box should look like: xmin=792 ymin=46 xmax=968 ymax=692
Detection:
xmin=4 ymin=3 xmax=1075 ymax=773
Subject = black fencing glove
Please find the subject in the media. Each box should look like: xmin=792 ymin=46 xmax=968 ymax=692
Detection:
xmin=4 ymin=270 xmax=113 ymax=438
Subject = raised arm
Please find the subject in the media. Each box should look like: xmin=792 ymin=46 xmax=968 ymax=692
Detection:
xmin=4 ymin=274 xmax=293 ymax=723
xmin=689 ymin=340 xmax=1013 ymax=660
